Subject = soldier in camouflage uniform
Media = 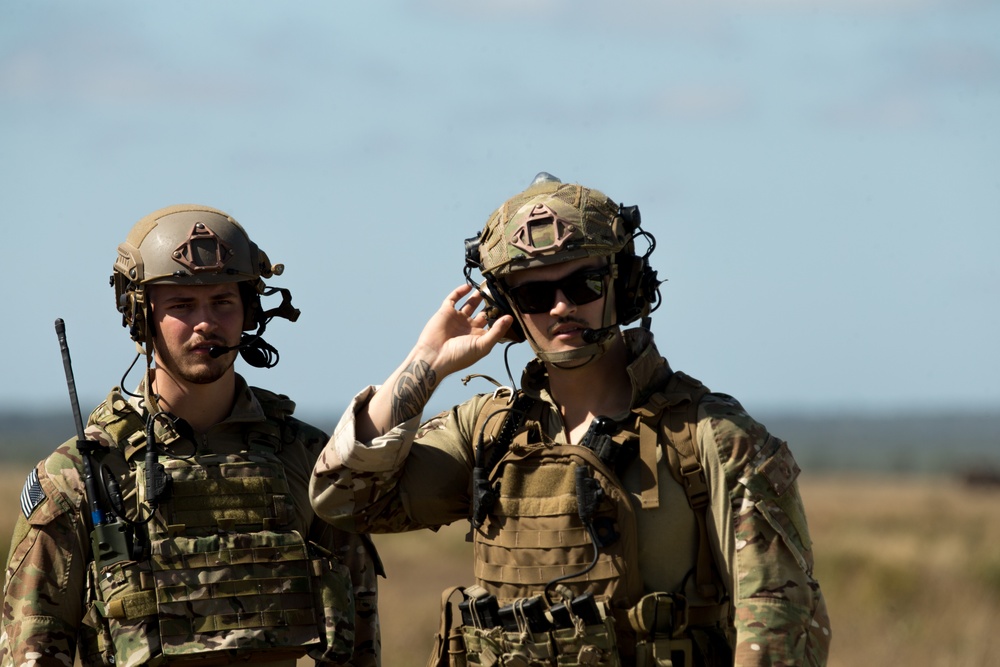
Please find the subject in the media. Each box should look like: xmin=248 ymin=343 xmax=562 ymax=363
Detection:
xmin=311 ymin=173 xmax=831 ymax=667
xmin=1 ymin=205 xmax=381 ymax=667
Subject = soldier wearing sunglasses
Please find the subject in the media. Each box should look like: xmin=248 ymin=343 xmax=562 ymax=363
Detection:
xmin=311 ymin=173 xmax=830 ymax=667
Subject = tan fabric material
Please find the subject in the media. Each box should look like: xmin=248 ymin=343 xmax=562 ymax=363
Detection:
xmin=314 ymin=328 xmax=831 ymax=665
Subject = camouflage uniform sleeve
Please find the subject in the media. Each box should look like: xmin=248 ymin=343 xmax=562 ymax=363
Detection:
xmin=698 ymin=394 xmax=832 ymax=667
xmin=310 ymin=386 xmax=485 ymax=534
xmin=1 ymin=444 xmax=89 ymax=667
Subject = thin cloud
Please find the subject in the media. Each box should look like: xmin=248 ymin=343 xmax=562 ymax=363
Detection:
xmin=654 ymin=84 xmax=752 ymax=122
xmin=423 ymin=0 xmax=953 ymax=20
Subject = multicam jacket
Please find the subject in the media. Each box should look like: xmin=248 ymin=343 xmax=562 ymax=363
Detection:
xmin=312 ymin=329 xmax=830 ymax=666
xmin=1 ymin=375 xmax=380 ymax=667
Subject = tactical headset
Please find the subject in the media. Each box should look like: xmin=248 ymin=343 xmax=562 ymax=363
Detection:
xmin=464 ymin=200 xmax=662 ymax=344
xmin=112 ymin=205 xmax=299 ymax=369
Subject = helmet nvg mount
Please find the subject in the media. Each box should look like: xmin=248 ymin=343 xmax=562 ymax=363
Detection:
xmin=465 ymin=173 xmax=661 ymax=365
xmin=112 ymin=204 xmax=300 ymax=368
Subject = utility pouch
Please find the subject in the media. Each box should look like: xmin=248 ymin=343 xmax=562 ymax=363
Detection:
xmin=633 ymin=638 xmax=692 ymax=667
xmin=461 ymin=625 xmax=504 ymax=667
xmin=500 ymin=630 xmax=556 ymax=666
xmin=307 ymin=542 xmax=357 ymax=664
xmin=94 ymin=558 xmax=159 ymax=667
xmin=428 ymin=586 xmax=469 ymax=667
xmin=629 ymin=593 xmax=692 ymax=667
xmin=549 ymin=616 xmax=621 ymax=667
xmin=79 ymin=595 xmax=115 ymax=666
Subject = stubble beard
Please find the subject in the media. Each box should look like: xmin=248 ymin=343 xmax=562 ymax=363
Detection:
xmin=155 ymin=346 xmax=236 ymax=386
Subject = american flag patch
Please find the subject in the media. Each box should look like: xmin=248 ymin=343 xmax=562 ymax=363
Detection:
xmin=20 ymin=468 xmax=45 ymax=519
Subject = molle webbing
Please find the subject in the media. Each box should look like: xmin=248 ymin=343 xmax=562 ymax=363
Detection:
xmin=94 ymin=531 xmax=327 ymax=660
xmin=474 ymin=444 xmax=641 ymax=607
xmin=167 ymin=471 xmax=291 ymax=530
xmin=462 ymin=372 xmax=732 ymax=665
xmin=151 ymin=533 xmax=321 ymax=655
xmin=86 ymin=388 xmax=356 ymax=665
xmin=101 ymin=536 xmax=319 ymax=627
xmin=89 ymin=396 xmax=149 ymax=462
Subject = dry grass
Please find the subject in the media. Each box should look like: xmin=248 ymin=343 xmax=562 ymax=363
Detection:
xmin=803 ymin=475 xmax=1000 ymax=667
xmin=2 ymin=465 xmax=998 ymax=666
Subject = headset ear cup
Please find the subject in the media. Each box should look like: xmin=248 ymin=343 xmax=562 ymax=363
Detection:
xmin=239 ymin=283 xmax=262 ymax=331
xmin=120 ymin=289 xmax=147 ymax=342
xmin=496 ymin=299 xmax=525 ymax=343
xmin=482 ymin=279 xmax=525 ymax=343
xmin=614 ymin=253 xmax=646 ymax=325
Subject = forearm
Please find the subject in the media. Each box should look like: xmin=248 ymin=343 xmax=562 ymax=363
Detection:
xmin=312 ymin=387 xmax=424 ymax=530
xmin=355 ymin=284 xmax=514 ymax=443
xmin=312 ymin=389 xmax=483 ymax=534
xmin=356 ymin=351 xmax=440 ymax=443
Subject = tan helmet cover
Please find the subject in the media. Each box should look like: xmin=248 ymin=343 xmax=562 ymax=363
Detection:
xmin=476 ymin=174 xmax=638 ymax=366
xmin=113 ymin=204 xmax=283 ymax=341
xmin=478 ymin=173 xmax=631 ymax=279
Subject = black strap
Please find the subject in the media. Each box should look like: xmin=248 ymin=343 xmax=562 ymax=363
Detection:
xmin=470 ymin=393 xmax=535 ymax=529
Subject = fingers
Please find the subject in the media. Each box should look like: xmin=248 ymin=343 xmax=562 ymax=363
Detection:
xmin=442 ymin=284 xmax=486 ymax=319
xmin=442 ymin=283 xmax=471 ymax=308
xmin=480 ymin=315 xmax=514 ymax=347
xmin=460 ymin=291 xmax=485 ymax=317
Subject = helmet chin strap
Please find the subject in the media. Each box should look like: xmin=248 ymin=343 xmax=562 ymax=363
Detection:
xmin=539 ymin=334 xmax=618 ymax=368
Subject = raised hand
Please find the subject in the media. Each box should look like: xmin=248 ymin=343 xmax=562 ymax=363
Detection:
xmin=413 ymin=284 xmax=513 ymax=379
xmin=356 ymin=284 xmax=512 ymax=440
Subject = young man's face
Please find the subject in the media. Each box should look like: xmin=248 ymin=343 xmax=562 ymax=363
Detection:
xmin=147 ymin=282 xmax=245 ymax=386
xmin=504 ymin=256 xmax=613 ymax=356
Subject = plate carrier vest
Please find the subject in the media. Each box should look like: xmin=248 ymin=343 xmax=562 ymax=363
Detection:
xmin=78 ymin=388 xmax=355 ymax=667
xmin=430 ymin=371 xmax=733 ymax=667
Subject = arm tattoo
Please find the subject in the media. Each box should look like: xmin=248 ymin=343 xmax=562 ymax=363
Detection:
xmin=391 ymin=360 xmax=437 ymax=425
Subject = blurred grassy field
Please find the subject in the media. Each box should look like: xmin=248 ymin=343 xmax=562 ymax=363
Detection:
xmin=1 ymin=465 xmax=998 ymax=666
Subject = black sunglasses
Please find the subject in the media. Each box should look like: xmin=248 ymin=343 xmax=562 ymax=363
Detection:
xmin=506 ymin=266 xmax=611 ymax=314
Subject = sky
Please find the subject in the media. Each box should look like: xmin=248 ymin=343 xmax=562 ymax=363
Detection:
xmin=1 ymin=0 xmax=998 ymax=422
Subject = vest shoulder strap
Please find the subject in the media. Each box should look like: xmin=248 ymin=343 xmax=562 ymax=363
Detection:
xmin=88 ymin=393 xmax=147 ymax=460
xmin=638 ymin=370 xmax=720 ymax=600
xmin=656 ymin=371 xmax=725 ymax=600
xmin=658 ymin=370 xmax=711 ymax=495
xmin=250 ymin=386 xmax=296 ymax=422
xmin=249 ymin=387 xmax=303 ymax=452
xmin=471 ymin=391 xmax=537 ymax=471
xmin=633 ymin=371 xmax=708 ymax=508
xmin=469 ymin=391 xmax=538 ymax=529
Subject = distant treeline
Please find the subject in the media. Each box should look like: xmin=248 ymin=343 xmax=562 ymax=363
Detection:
xmin=1 ymin=408 xmax=998 ymax=474
xmin=758 ymin=411 xmax=1000 ymax=474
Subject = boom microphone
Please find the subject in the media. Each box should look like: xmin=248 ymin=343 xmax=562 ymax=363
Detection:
xmin=208 ymin=343 xmax=239 ymax=358
xmin=209 ymin=334 xmax=278 ymax=369
xmin=581 ymin=326 xmax=617 ymax=345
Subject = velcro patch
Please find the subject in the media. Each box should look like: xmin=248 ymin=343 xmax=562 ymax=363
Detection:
xmin=20 ymin=468 xmax=46 ymax=519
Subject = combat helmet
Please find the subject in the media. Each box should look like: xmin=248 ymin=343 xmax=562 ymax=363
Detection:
xmin=113 ymin=204 xmax=299 ymax=368
xmin=467 ymin=173 xmax=660 ymax=365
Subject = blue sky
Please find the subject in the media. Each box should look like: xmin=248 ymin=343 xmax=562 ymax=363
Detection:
xmin=2 ymin=0 xmax=998 ymax=419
